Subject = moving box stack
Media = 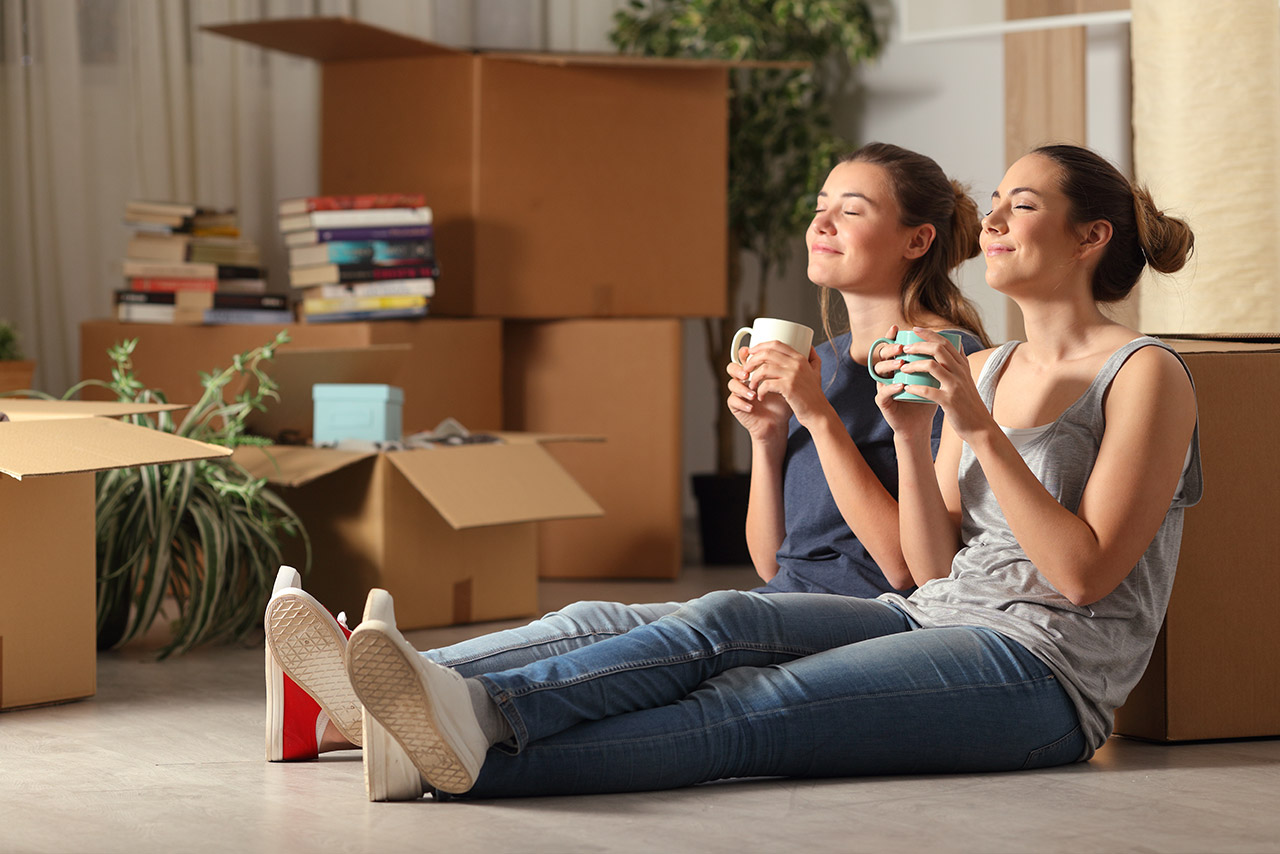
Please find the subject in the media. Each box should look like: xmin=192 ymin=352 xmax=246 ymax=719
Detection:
xmin=119 ymin=200 xmax=288 ymax=325
xmin=280 ymin=193 xmax=438 ymax=323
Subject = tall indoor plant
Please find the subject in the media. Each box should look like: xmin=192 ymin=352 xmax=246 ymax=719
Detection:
xmin=610 ymin=0 xmax=883 ymax=561
xmin=57 ymin=332 xmax=308 ymax=656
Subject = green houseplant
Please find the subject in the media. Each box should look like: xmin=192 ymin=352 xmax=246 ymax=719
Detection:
xmin=56 ymin=331 xmax=308 ymax=656
xmin=610 ymin=0 xmax=883 ymax=561
xmin=0 ymin=319 xmax=37 ymax=394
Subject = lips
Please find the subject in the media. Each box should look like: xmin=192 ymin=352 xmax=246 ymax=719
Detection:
xmin=984 ymin=243 xmax=1013 ymax=257
xmin=810 ymin=243 xmax=842 ymax=255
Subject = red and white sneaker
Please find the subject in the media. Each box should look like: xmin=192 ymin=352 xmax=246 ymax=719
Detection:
xmin=264 ymin=566 xmax=363 ymax=761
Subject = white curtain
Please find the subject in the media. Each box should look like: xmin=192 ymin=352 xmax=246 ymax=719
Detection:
xmin=0 ymin=0 xmax=622 ymax=395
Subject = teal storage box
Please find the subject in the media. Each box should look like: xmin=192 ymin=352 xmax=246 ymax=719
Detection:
xmin=312 ymin=383 xmax=404 ymax=444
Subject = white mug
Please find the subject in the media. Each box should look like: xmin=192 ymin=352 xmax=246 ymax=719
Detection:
xmin=731 ymin=318 xmax=815 ymax=373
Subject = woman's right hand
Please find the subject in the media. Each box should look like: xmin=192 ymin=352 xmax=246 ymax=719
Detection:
xmin=726 ymin=346 xmax=793 ymax=443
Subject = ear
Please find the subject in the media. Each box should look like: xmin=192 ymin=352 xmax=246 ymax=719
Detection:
xmin=1076 ymin=219 xmax=1112 ymax=261
xmin=904 ymin=223 xmax=936 ymax=260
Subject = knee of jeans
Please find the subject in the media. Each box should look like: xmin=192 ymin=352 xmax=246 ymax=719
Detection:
xmin=670 ymin=589 xmax=756 ymax=631
xmin=552 ymin=600 xmax=643 ymax=635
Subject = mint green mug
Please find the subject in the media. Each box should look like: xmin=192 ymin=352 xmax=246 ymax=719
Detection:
xmin=867 ymin=330 xmax=962 ymax=402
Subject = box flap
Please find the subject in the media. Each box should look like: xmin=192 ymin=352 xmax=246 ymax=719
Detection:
xmin=485 ymin=51 xmax=807 ymax=71
xmin=231 ymin=445 xmax=377 ymax=487
xmin=0 ymin=399 xmax=188 ymax=421
xmin=1158 ymin=334 xmax=1280 ymax=354
xmin=386 ymin=443 xmax=603 ymax=529
xmin=203 ymin=17 xmax=806 ymax=70
xmin=202 ymin=17 xmax=464 ymax=61
xmin=490 ymin=431 xmax=606 ymax=446
xmin=0 ymin=418 xmax=230 ymax=480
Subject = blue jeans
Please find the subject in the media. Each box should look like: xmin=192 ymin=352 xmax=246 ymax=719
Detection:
xmin=424 ymin=600 xmax=683 ymax=675
xmin=460 ymin=590 xmax=1084 ymax=798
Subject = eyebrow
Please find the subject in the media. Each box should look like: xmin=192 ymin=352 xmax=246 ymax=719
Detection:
xmin=990 ymin=187 xmax=1044 ymax=200
xmin=817 ymin=191 xmax=877 ymax=205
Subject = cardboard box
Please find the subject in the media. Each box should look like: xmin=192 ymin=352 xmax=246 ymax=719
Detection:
xmin=233 ymin=434 xmax=603 ymax=629
xmin=202 ymin=17 xmax=733 ymax=319
xmin=79 ymin=318 xmax=502 ymax=440
xmin=1113 ymin=336 xmax=1280 ymax=741
xmin=503 ymin=319 xmax=683 ymax=579
xmin=0 ymin=399 xmax=231 ymax=710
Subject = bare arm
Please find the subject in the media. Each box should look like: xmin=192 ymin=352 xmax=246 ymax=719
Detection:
xmin=961 ymin=346 xmax=1196 ymax=605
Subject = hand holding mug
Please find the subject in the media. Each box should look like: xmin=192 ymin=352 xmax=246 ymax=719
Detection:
xmin=868 ymin=329 xmax=962 ymax=402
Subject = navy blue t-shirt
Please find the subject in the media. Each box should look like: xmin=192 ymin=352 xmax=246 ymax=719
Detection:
xmin=756 ymin=329 xmax=983 ymax=598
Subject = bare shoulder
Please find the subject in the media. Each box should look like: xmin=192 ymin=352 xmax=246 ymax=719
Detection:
xmin=966 ymin=346 xmax=1001 ymax=378
xmin=1108 ymin=342 xmax=1196 ymax=419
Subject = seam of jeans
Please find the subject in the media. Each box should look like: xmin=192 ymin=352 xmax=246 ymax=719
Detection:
xmin=497 ymin=641 xmax=824 ymax=699
xmin=435 ymin=630 xmax=629 ymax=668
xmin=1021 ymin=723 xmax=1084 ymax=770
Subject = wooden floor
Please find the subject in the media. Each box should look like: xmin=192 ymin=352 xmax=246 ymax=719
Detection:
xmin=4 ymin=566 xmax=1279 ymax=854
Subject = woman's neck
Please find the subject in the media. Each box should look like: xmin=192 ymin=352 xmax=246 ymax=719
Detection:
xmin=838 ymin=291 xmax=944 ymax=365
xmin=1014 ymin=292 xmax=1130 ymax=362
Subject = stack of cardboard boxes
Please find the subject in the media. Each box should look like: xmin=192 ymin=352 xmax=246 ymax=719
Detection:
xmin=76 ymin=17 xmax=741 ymax=637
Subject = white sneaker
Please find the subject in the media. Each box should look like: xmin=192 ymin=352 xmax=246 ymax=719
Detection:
xmin=363 ymin=709 xmax=426 ymax=802
xmin=346 ymin=589 xmax=490 ymax=796
xmin=264 ymin=567 xmax=363 ymax=748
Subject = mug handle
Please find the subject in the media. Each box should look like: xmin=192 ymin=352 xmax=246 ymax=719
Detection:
xmin=867 ymin=337 xmax=896 ymax=384
xmin=730 ymin=327 xmax=754 ymax=366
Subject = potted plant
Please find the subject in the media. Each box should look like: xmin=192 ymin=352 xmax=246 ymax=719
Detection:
xmin=610 ymin=0 xmax=883 ymax=562
xmin=52 ymin=331 xmax=309 ymax=656
xmin=0 ymin=319 xmax=37 ymax=394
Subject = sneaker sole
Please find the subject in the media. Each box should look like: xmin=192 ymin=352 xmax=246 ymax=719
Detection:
xmin=364 ymin=709 xmax=425 ymax=802
xmin=347 ymin=625 xmax=478 ymax=795
xmin=265 ymin=593 xmax=364 ymax=747
xmin=265 ymin=645 xmax=287 ymax=761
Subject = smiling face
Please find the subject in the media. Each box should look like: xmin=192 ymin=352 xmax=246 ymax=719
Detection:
xmin=806 ymin=160 xmax=928 ymax=297
xmin=980 ymin=154 xmax=1095 ymax=296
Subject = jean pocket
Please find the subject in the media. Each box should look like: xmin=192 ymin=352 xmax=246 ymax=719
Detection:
xmin=1022 ymin=723 xmax=1085 ymax=770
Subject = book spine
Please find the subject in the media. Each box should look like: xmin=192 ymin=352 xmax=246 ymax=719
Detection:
xmin=122 ymin=260 xmax=217 ymax=279
xmin=116 ymin=290 xmax=176 ymax=305
xmin=290 ymin=225 xmax=435 ymax=246
xmin=117 ymin=303 xmax=177 ymax=323
xmin=128 ymin=276 xmax=218 ymax=293
xmin=303 ymin=294 xmax=427 ymax=315
xmin=201 ymin=308 xmax=295 ymax=325
xmin=281 ymin=206 xmax=433 ymax=232
xmin=335 ymin=262 xmax=439 ymax=283
xmin=283 ymin=193 xmax=428 ymax=214
xmin=301 ymin=306 xmax=429 ymax=324
xmin=216 ymin=264 xmax=267 ymax=279
xmin=303 ymin=278 xmax=435 ymax=299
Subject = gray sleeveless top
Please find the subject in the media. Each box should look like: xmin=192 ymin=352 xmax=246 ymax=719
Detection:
xmin=881 ymin=337 xmax=1203 ymax=757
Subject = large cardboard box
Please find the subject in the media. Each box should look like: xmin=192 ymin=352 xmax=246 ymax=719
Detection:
xmin=504 ymin=319 xmax=683 ymax=579
xmin=202 ymin=17 xmax=733 ymax=319
xmin=79 ymin=318 xmax=502 ymax=439
xmin=0 ymin=399 xmax=231 ymax=710
xmin=234 ymin=435 xmax=602 ymax=629
xmin=1114 ymin=337 xmax=1280 ymax=741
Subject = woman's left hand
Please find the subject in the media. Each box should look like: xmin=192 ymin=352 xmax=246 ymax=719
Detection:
xmin=742 ymin=342 xmax=830 ymax=429
xmin=893 ymin=328 xmax=992 ymax=440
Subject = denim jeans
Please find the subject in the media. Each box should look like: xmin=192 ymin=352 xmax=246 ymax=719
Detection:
xmin=461 ymin=590 xmax=1084 ymax=798
xmin=423 ymin=600 xmax=683 ymax=676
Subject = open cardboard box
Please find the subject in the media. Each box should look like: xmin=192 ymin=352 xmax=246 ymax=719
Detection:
xmin=232 ymin=432 xmax=603 ymax=629
xmin=200 ymin=17 xmax=799 ymax=319
xmin=1113 ymin=335 xmax=1280 ymax=741
xmin=0 ymin=399 xmax=231 ymax=710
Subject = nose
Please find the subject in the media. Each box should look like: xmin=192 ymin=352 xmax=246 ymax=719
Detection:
xmin=982 ymin=205 xmax=1006 ymax=233
xmin=810 ymin=208 xmax=836 ymax=234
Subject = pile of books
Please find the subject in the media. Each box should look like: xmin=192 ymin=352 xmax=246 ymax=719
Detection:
xmin=118 ymin=200 xmax=291 ymax=325
xmin=280 ymin=193 xmax=436 ymax=323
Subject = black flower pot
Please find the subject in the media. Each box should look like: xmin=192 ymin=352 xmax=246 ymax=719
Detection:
xmin=691 ymin=471 xmax=752 ymax=566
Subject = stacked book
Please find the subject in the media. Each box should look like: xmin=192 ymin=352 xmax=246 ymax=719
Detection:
xmin=119 ymin=200 xmax=291 ymax=325
xmin=280 ymin=193 xmax=436 ymax=323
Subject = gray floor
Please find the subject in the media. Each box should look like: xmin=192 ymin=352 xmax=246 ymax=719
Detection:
xmin=4 ymin=566 xmax=1279 ymax=854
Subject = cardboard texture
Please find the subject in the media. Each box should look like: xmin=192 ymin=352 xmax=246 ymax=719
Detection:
xmin=1113 ymin=336 xmax=1280 ymax=741
xmin=79 ymin=319 xmax=502 ymax=441
xmin=503 ymin=319 xmax=683 ymax=579
xmin=203 ymin=17 xmax=732 ymax=319
xmin=233 ymin=437 xmax=602 ymax=630
xmin=0 ymin=402 xmax=230 ymax=710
